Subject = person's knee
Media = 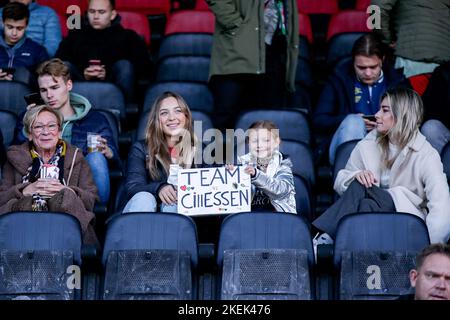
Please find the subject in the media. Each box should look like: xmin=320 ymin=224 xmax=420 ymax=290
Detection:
xmin=85 ymin=151 xmax=108 ymax=168
xmin=124 ymin=192 xmax=157 ymax=213
xmin=421 ymin=119 xmax=447 ymax=137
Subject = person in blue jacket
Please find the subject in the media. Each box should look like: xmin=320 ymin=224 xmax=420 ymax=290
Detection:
xmin=313 ymin=33 xmax=407 ymax=165
xmin=12 ymin=58 xmax=120 ymax=204
xmin=0 ymin=0 xmax=62 ymax=57
xmin=0 ymin=2 xmax=48 ymax=84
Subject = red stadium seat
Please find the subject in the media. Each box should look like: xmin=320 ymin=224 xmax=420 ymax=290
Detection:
xmin=36 ymin=0 xmax=88 ymax=16
xmin=326 ymin=10 xmax=370 ymax=41
xmin=195 ymin=0 xmax=210 ymax=11
xmin=297 ymin=0 xmax=339 ymax=14
xmin=165 ymin=10 xmax=215 ymax=35
xmin=355 ymin=0 xmax=372 ymax=11
xmin=299 ymin=12 xmax=313 ymax=43
xmin=115 ymin=0 xmax=171 ymax=17
xmin=118 ymin=11 xmax=151 ymax=47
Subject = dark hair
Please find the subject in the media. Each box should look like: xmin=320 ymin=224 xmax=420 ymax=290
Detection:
xmin=415 ymin=243 xmax=450 ymax=271
xmin=89 ymin=0 xmax=116 ymax=10
xmin=36 ymin=58 xmax=71 ymax=83
xmin=352 ymin=33 xmax=386 ymax=60
xmin=2 ymin=2 xmax=29 ymax=23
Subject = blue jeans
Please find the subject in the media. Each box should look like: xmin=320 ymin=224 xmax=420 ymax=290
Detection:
xmin=85 ymin=152 xmax=110 ymax=204
xmin=329 ymin=114 xmax=367 ymax=165
xmin=421 ymin=119 xmax=450 ymax=155
xmin=161 ymin=203 xmax=178 ymax=213
xmin=112 ymin=60 xmax=135 ymax=102
xmin=122 ymin=191 xmax=158 ymax=213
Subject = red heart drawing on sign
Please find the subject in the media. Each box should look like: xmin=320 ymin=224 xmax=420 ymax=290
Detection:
xmin=180 ymin=185 xmax=187 ymax=191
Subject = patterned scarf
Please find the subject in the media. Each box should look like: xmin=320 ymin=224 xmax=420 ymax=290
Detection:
xmin=22 ymin=140 xmax=66 ymax=211
xmin=264 ymin=0 xmax=287 ymax=45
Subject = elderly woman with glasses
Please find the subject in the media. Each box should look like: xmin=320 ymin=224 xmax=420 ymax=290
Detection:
xmin=0 ymin=105 xmax=98 ymax=244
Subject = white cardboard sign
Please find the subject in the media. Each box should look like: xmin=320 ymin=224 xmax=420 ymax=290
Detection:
xmin=177 ymin=166 xmax=251 ymax=215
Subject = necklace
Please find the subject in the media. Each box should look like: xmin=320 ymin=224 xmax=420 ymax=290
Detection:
xmin=256 ymin=157 xmax=271 ymax=171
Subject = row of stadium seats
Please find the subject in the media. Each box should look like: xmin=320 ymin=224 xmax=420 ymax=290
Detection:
xmin=0 ymin=210 xmax=429 ymax=300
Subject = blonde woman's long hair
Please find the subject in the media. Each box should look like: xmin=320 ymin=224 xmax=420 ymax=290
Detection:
xmin=145 ymin=92 xmax=198 ymax=180
xmin=377 ymin=88 xmax=423 ymax=169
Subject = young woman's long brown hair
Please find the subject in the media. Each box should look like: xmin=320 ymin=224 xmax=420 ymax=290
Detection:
xmin=145 ymin=92 xmax=198 ymax=179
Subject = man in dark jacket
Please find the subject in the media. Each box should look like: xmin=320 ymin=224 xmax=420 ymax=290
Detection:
xmin=55 ymin=0 xmax=151 ymax=102
xmin=313 ymin=34 xmax=406 ymax=165
xmin=12 ymin=58 xmax=120 ymax=204
xmin=0 ymin=2 xmax=48 ymax=84
xmin=420 ymin=61 xmax=450 ymax=154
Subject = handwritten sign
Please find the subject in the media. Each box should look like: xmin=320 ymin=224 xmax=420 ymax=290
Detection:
xmin=177 ymin=166 xmax=251 ymax=215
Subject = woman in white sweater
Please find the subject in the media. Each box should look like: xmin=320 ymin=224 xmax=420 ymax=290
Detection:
xmin=313 ymin=88 xmax=450 ymax=244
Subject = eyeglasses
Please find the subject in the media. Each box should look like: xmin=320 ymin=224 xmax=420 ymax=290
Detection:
xmin=32 ymin=123 xmax=59 ymax=134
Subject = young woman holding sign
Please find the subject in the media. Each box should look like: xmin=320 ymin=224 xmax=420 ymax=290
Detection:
xmin=235 ymin=120 xmax=297 ymax=213
xmin=123 ymin=92 xmax=201 ymax=213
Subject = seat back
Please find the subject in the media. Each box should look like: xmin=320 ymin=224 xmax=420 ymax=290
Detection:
xmin=0 ymin=111 xmax=18 ymax=148
xmin=293 ymin=174 xmax=313 ymax=221
xmin=0 ymin=81 xmax=31 ymax=116
xmin=102 ymin=213 xmax=198 ymax=300
xmin=165 ymin=10 xmax=215 ymax=35
xmin=143 ymin=82 xmax=213 ymax=113
xmin=217 ymin=212 xmax=314 ymax=300
xmin=297 ymin=0 xmax=339 ymax=14
xmin=158 ymin=34 xmax=213 ymax=60
xmin=115 ymin=0 xmax=171 ymax=17
xmin=333 ymin=212 xmax=430 ymax=299
xmin=72 ymin=82 xmax=126 ymax=120
xmin=36 ymin=0 xmax=88 ymax=16
xmin=118 ymin=11 xmax=151 ymax=47
xmin=332 ymin=139 xmax=360 ymax=182
xmin=326 ymin=11 xmax=370 ymax=66
xmin=279 ymin=140 xmax=315 ymax=187
xmin=156 ymin=56 xmax=210 ymax=83
xmin=0 ymin=212 xmax=83 ymax=300
xmin=234 ymin=109 xmax=311 ymax=145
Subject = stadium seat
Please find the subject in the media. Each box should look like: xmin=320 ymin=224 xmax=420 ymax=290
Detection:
xmin=115 ymin=0 xmax=171 ymax=17
xmin=0 ymin=212 xmax=83 ymax=300
xmin=36 ymin=0 xmax=88 ymax=16
xmin=293 ymin=173 xmax=314 ymax=221
xmin=0 ymin=81 xmax=31 ymax=116
xmin=333 ymin=212 xmax=430 ymax=300
xmin=102 ymin=213 xmax=199 ymax=300
xmin=441 ymin=141 xmax=450 ymax=184
xmin=0 ymin=111 xmax=17 ymax=148
xmin=279 ymin=140 xmax=316 ymax=188
xmin=234 ymin=108 xmax=311 ymax=145
xmin=156 ymin=56 xmax=210 ymax=84
xmin=326 ymin=10 xmax=371 ymax=66
xmin=217 ymin=212 xmax=314 ymax=300
xmin=118 ymin=11 xmax=151 ymax=47
xmin=143 ymin=82 xmax=213 ymax=113
xmin=135 ymin=109 xmax=214 ymax=142
xmin=298 ymin=13 xmax=313 ymax=61
xmin=332 ymin=139 xmax=360 ymax=183
xmin=158 ymin=34 xmax=213 ymax=60
xmin=71 ymin=81 xmax=126 ymax=121
xmin=356 ymin=0 xmax=372 ymax=11
xmin=297 ymin=0 xmax=339 ymax=14
xmin=165 ymin=10 xmax=215 ymax=35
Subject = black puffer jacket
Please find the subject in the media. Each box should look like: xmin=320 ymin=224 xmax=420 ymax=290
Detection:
xmin=56 ymin=15 xmax=151 ymax=81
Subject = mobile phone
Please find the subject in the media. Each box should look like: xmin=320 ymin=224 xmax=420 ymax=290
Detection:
xmin=362 ymin=115 xmax=376 ymax=122
xmin=89 ymin=59 xmax=102 ymax=66
xmin=24 ymin=93 xmax=45 ymax=106
xmin=1 ymin=67 xmax=15 ymax=75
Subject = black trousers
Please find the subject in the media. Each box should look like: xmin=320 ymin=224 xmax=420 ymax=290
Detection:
xmin=312 ymin=180 xmax=396 ymax=238
xmin=209 ymin=34 xmax=288 ymax=132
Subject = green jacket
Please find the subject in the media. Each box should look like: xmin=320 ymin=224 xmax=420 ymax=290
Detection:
xmin=206 ymin=0 xmax=299 ymax=92
xmin=373 ymin=0 xmax=450 ymax=63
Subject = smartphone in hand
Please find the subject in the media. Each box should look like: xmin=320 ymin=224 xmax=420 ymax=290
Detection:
xmin=88 ymin=59 xmax=102 ymax=66
xmin=24 ymin=93 xmax=45 ymax=106
xmin=362 ymin=115 xmax=376 ymax=122
xmin=1 ymin=67 xmax=15 ymax=75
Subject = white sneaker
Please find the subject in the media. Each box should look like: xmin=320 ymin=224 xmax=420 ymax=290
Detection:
xmin=313 ymin=232 xmax=334 ymax=263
